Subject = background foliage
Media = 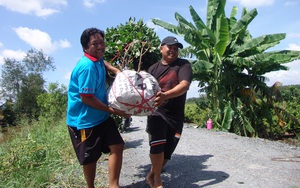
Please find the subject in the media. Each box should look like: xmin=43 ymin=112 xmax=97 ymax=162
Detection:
xmin=152 ymin=0 xmax=300 ymax=139
xmin=185 ymin=84 xmax=300 ymax=139
xmin=0 ymin=49 xmax=56 ymax=123
xmin=104 ymin=17 xmax=161 ymax=72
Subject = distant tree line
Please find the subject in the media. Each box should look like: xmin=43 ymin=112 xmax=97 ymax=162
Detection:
xmin=0 ymin=49 xmax=67 ymax=126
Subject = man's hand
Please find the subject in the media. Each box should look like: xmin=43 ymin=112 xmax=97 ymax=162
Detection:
xmin=111 ymin=107 xmax=131 ymax=118
xmin=153 ymin=91 xmax=167 ymax=107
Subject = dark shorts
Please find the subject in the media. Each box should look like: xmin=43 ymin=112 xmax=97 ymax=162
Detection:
xmin=68 ymin=116 xmax=124 ymax=165
xmin=146 ymin=115 xmax=182 ymax=160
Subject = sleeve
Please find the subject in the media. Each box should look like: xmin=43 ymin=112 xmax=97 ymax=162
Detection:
xmin=78 ymin=65 xmax=97 ymax=95
xmin=178 ymin=60 xmax=193 ymax=83
xmin=147 ymin=63 xmax=155 ymax=74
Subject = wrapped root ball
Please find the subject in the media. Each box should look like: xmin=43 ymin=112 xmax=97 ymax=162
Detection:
xmin=108 ymin=70 xmax=160 ymax=116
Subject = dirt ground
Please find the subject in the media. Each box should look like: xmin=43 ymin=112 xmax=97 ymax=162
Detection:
xmin=113 ymin=116 xmax=300 ymax=188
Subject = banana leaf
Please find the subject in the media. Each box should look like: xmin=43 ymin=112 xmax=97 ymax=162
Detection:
xmin=190 ymin=5 xmax=216 ymax=43
xmin=189 ymin=5 xmax=206 ymax=30
xmin=221 ymin=101 xmax=234 ymax=131
xmin=193 ymin=60 xmax=214 ymax=72
xmin=236 ymin=33 xmax=286 ymax=55
xmin=230 ymin=9 xmax=258 ymax=37
xmin=215 ymin=14 xmax=229 ymax=56
xmin=151 ymin=19 xmax=179 ymax=35
xmin=175 ymin=12 xmax=197 ymax=30
xmin=229 ymin=6 xmax=238 ymax=29
xmin=253 ymin=51 xmax=300 ymax=64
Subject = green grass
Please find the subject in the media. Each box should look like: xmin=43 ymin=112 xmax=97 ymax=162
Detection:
xmin=184 ymin=101 xmax=209 ymax=127
xmin=0 ymin=117 xmax=109 ymax=188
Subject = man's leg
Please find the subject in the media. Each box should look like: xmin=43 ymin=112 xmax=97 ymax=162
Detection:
xmin=146 ymin=167 xmax=154 ymax=187
xmin=83 ymin=162 xmax=97 ymax=188
xmin=108 ymin=143 xmax=124 ymax=188
xmin=146 ymin=116 xmax=166 ymax=187
xmin=162 ymin=128 xmax=182 ymax=169
xmin=146 ymin=152 xmax=164 ymax=188
xmin=163 ymin=159 xmax=168 ymax=167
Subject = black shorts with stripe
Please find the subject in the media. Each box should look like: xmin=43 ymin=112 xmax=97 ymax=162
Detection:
xmin=146 ymin=115 xmax=182 ymax=160
xmin=68 ymin=116 xmax=124 ymax=165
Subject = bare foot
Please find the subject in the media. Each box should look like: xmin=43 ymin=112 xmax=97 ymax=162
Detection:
xmin=145 ymin=174 xmax=154 ymax=188
xmin=153 ymin=175 xmax=163 ymax=188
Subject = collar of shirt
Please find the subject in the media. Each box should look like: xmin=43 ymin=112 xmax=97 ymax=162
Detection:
xmin=84 ymin=52 xmax=99 ymax=62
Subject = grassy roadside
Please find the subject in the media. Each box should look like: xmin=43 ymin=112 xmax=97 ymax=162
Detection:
xmin=0 ymin=118 xmax=109 ymax=188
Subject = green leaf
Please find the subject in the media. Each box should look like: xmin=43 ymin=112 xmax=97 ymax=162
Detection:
xmin=189 ymin=5 xmax=206 ymax=30
xmin=221 ymin=102 xmax=234 ymax=131
xmin=237 ymin=33 xmax=286 ymax=55
xmin=230 ymin=9 xmax=258 ymax=36
xmin=193 ymin=60 xmax=214 ymax=72
xmin=229 ymin=6 xmax=238 ymax=29
xmin=175 ymin=12 xmax=197 ymax=30
xmin=215 ymin=14 xmax=229 ymax=56
xmin=206 ymin=0 xmax=215 ymax=28
xmin=152 ymin=19 xmax=179 ymax=35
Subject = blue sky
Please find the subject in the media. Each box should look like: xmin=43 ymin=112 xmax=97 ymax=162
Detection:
xmin=0 ymin=0 xmax=299 ymax=98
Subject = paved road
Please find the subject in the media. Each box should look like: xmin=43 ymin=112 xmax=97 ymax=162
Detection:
xmin=117 ymin=116 xmax=300 ymax=188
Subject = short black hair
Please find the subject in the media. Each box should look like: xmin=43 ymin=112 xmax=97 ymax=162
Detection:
xmin=80 ymin=28 xmax=105 ymax=51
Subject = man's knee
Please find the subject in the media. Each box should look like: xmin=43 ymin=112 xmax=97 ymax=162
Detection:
xmin=150 ymin=144 xmax=164 ymax=154
xmin=109 ymin=143 xmax=124 ymax=154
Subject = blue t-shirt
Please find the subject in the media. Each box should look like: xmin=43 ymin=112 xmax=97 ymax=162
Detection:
xmin=66 ymin=55 xmax=109 ymax=129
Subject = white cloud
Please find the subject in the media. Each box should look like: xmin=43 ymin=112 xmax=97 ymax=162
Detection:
xmin=229 ymin=0 xmax=274 ymax=8
xmin=265 ymin=60 xmax=300 ymax=86
xmin=187 ymin=81 xmax=201 ymax=99
xmin=287 ymin=44 xmax=300 ymax=51
xmin=14 ymin=27 xmax=55 ymax=53
xmin=58 ymin=39 xmax=71 ymax=49
xmin=0 ymin=0 xmax=67 ymax=17
xmin=0 ymin=56 xmax=3 ymax=65
xmin=0 ymin=49 xmax=26 ymax=65
xmin=264 ymin=42 xmax=300 ymax=86
xmin=146 ymin=19 xmax=163 ymax=32
xmin=13 ymin=27 xmax=70 ymax=53
xmin=64 ymin=71 xmax=71 ymax=81
xmin=82 ymin=0 xmax=105 ymax=8
xmin=284 ymin=0 xmax=299 ymax=6
xmin=146 ymin=18 xmax=177 ymax=34
xmin=264 ymin=38 xmax=300 ymax=87
xmin=287 ymin=33 xmax=300 ymax=39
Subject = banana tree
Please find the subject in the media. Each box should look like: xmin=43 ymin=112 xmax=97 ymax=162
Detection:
xmin=152 ymin=0 xmax=300 ymax=138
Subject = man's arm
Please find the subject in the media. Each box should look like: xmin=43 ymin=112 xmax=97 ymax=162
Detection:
xmin=104 ymin=60 xmax=121 ymax=75
xmin=81 ymin=95 xmax=130 ymax=118
xmin=153 ymin=80 xmax=190 ymax=107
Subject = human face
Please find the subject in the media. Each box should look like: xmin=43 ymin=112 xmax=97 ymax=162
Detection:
xmin=85 ymin=33 xmax=105 ymax=60
xmin=160 ymin=44 xmax=179 ymax=64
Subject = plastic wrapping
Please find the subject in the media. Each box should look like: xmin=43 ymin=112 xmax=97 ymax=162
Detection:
xmin=108 ymin=70 xmax=160 ymax=116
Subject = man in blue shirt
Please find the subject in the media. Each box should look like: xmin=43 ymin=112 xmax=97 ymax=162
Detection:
xmin=67 ymin=27 xmax=129 ymax=188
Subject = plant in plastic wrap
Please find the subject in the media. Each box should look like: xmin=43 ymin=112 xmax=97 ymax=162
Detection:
xmin=108 ymin=70 xmax=160 ymax=116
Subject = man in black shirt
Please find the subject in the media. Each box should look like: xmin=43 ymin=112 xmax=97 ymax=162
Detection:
xmin=146 ymin=36 xmax=193 ymax=188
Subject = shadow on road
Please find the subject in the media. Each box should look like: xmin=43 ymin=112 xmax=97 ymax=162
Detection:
xmin=122 ymin=154 xmax=229 ymax=188
xmin=122 ymin=126 xmax=141 ymax=133
xmin=124 ymin=138 xmax=144 ymax=149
